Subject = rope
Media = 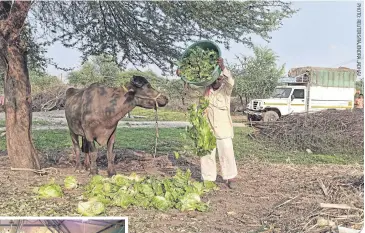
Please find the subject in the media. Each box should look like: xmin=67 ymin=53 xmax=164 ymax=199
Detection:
xmin=121 ymin=85 xmax=128 ymax=92
xmin=120 ymin=85 xmax=162 ymax=158
xmin=10 ymin=167 xmax=58 ymax=175
xmin=132 ymin=93 xmax=162 ymax=158
xmin=154 ymin=101 xmax=159 ymax=158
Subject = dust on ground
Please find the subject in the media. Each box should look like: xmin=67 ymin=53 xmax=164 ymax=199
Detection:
xmin=0 ymin=149 xmax=362 ymax=233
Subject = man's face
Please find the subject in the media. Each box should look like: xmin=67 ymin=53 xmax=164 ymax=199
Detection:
xmin=211 ymin=75 xmax=224 ymax=90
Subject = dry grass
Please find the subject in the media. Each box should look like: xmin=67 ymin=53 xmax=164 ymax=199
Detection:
xmin=252 ymin=110 xmax=364 ymax=156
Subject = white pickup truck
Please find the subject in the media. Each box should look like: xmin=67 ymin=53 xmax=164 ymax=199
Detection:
xmin=245 ymin=67 xmax=357 ymax=122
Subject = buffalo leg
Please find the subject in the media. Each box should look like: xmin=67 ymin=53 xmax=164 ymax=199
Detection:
xmin=107 ymin=129 xmax=117 ymax=177
xmin=82 ymin=137 xmax=90 ymax=171
xmin=70 ymin=132 xmax=81 ymax=172
xmin=88 ymin=140 xmax=98 ymax=175
xmin=84 ymin=151 xmax=90 ymax=171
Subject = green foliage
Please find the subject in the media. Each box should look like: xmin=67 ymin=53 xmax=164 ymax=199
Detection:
xmin=186 ymin=97 xmax=216 ymax=157
xmin=67 ymin=54 xmax=123 ymax=87
xmin=77 ymin=199 xmax=105 ymax=216
xmin=32 ymin=1 xmax=297 ymax=72
xmin=64 ymin=176 xmax=78 ymax=190
xmin=67 ymin=54 xmax=169 ymax=91
xmin=75 ymin=168 xmax=218 ymax=215
xmin=178 ymin=47 xmax=218 ymax=82
xmin=21 ymin=23 xmax=49 ymax=73
xmin=29 ymin=70 xmax=63 ymax=94
xmin=164 ymin=79 xmax=189 ymax=106
xmin=34 ymin=179 xmax=63 ymax=199
xmin=0 ymin=68 xmax=62 ymax=95
xmin=230 ymin=46 xmax=285 ymax=103
xmin=0 ymin=22 xmax=50 ymax=94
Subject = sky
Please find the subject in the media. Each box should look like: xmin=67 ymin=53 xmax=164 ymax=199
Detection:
xmin=45 ymin=1 xmax=364 ymax=81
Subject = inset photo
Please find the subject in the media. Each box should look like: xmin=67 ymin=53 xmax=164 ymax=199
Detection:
xmin=0 ymin=218 xmax=127 ymax=233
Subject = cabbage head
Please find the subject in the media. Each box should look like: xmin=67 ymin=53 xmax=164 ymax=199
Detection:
xmin=64 ymin=176 xmax=78 ymax=190
xmin=38 ymin=182 xmax=63 ymax=198
xmin=77 ymin=199 xmax=105 ymax=216
xmin=152 ymin=196 xmax=170 ymax=211
xmin=179 ymin=193 xmax=208 ymax=212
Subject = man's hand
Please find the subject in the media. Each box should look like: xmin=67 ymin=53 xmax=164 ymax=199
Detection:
xmin=217 ymin=57 xmax=225 ymax=71
xmin=0 ymin=95 xmax=4 ymax=106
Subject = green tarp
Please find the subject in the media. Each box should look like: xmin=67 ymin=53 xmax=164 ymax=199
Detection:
xmin=288 ymin=67 xmax=357 ymax=88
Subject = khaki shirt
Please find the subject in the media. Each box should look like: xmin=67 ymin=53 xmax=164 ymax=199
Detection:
xmin=205 ymin=68 xmax=234 ymax=139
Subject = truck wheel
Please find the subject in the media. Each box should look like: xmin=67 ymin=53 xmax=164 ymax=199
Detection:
xmin=263 ymin=111 xmax=279 ymax=122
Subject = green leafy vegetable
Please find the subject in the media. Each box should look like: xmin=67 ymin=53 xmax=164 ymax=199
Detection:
xmin=77 ymin=199 xmax=105 ymax=216
xmin=150 ymin=178 xmax=164 ymax=196
xmin=179 ymin=193 xmax=209 ymax=212
xmin=139 ymin=183 xmax=155 ymax=198
xmin=128 ymin=172 xmax=145 ymax=182
xmin=152 ymin=196 xmax=171 ymax=211
xmin=134 ymin=194 xmax=151 ymax=208
xmin=90 ymin=175 xmax=104 ymax=184
xmin=178 ymin=47 xmax=218 ymax=82
xmin=203 ymin=180 xmax=219 ymax=191
xmin=64 ymin=176 xmax=78 ymax=190
xmin=113 ymin=191 xmax=134 ymax=209
xmin=38 ymin=169 xmax=218 ymax=214
xmin=174 ymin=151 xmax=180 ymax=159
xmin=37 ymin=180 xmax=63 ymax=198
xmin=111 ymin=174 xmax=131 ymax=187
xmin=186 ymin=97 xmax=216 ymax=157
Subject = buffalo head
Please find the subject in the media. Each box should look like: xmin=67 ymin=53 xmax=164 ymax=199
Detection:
xmin=126 ymin=75 xmax=168 ymax=109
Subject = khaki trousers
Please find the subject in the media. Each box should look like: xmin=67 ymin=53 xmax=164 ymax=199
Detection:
xmin=200 ymin=137 xmax=238 ymax=181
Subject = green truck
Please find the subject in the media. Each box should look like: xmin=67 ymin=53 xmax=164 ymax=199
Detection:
xmin=245 ymin=66 xmax=357 ymax=122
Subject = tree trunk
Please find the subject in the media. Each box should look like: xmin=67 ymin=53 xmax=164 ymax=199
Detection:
xmin=0 ymin=1 xmax=40 ymax=170
xmin=5 ymin=44 xmax=40 ymax=170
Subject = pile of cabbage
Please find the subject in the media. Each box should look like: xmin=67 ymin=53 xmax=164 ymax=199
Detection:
xmin=35 ymin=169 xmax=218 ymax=216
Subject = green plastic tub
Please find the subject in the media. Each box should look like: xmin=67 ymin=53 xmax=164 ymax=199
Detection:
xmin=178 ymin=40 xmax=222 ymax=87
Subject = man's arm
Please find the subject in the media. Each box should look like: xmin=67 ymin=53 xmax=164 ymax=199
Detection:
xmin=218 ymin=58 xmax=234 ymax=86
xmin=221 ymin=68 xmax=234 ymax=87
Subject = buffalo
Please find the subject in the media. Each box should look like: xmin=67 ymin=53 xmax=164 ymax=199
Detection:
xmin=65 ymin=75 xmax=168 ymax=176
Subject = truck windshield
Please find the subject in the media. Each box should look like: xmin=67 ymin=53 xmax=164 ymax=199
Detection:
xmin=270 ymin=88 xmax=292 ymax=98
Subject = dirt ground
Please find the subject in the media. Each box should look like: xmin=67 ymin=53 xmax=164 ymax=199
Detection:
xmin=0 ymin=149 xmax=363 ymax=233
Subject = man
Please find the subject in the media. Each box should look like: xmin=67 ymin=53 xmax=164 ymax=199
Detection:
xmin=201 ymin=58 xmax=238 ymax=189
xmin=176 ymin=58 xmax=238 ymax=189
